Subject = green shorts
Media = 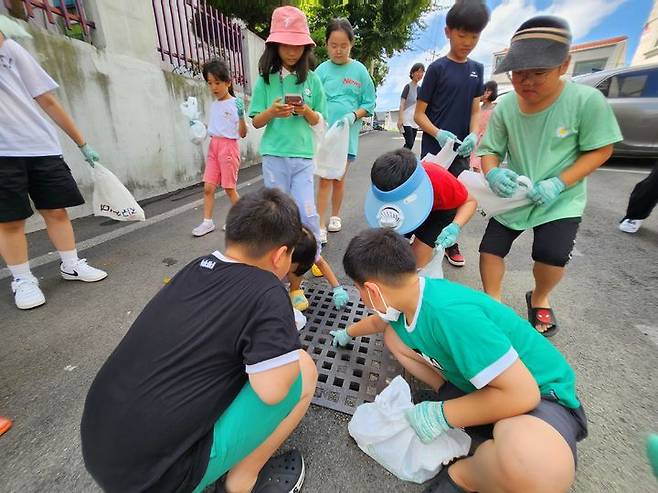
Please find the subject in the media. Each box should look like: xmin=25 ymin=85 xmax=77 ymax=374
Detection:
xmin=193 ymin=375 xmax=302 ymax=493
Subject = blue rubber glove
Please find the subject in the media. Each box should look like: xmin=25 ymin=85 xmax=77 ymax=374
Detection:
xmin=405 ymin=400 xmax=453 ymax=444
xmin=434 ymin=129 xmax=458 ymax=148
xmin=330 ymin=328 xmax=352 ymax=347
xmin=235 ymin=97 xmax=245 ymax=118
xmin=457 ymin=132 xmax=477 ymax=157
xmin=526 ymin=177 xmax=565 ymax=206
xmin=79 ymin=144 xmax=100 ymax=167
xmin=485 ymin=167 xmax=520 ymax=198
xmin=436 ymin=222 xmax=461 ymax=249
xmin=332 ymin=285 xmax=349 ymax=310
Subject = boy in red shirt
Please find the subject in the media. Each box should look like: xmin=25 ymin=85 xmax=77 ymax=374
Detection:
xmin=365 ymin=148 xmax=476 ymax=268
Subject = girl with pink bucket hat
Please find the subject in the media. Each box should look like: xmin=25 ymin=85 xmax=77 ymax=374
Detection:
xmin=248 ymin=6 xmax=331 ymax=313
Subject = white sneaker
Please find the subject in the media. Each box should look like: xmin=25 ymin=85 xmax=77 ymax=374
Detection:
xmin=619 ymin=219 xmax=643 ymax=234
xmin=327 ymin=216 xmax=342 ymax=232
xmin=222 ymin=224 xmax=226 ymax=231
xmin=319 ymin=228 xmax=328 ymax=244
xmin=193 ymin=221 xmax=216 ymax=237
xmin=60 ymin=259 xmax=108 ymax=282
xmin=11 ymin=277 xmax=46 ymax=310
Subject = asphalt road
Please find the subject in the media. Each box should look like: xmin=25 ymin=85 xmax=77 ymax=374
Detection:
xmin=1 ymin=131 xmax=657 ymax=492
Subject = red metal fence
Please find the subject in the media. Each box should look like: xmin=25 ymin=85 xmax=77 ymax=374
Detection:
xmin=151 ymin=0 xmax=246 ymax=89
xmin=3 ymin=0 xmax=95 ymax=43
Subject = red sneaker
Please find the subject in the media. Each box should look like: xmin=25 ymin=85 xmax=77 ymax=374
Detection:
xmin=445 ymin=244 xmax=465 ymax=267
xmin=0 ymin=416 xmax=12 ymax=437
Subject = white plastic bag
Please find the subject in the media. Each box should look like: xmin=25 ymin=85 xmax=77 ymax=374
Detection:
xmin=348 ymin=376 xmax=471 ymax=484
xmin=180 ymin=97 xmax=207 ymax=145
xmin=314 ymin=117 xmax=350 ymax=179
xmin=92 ymin=163 xmax=145 ymax=222
xmin=422 ymin=138 xmax=459 ymax=169
xmin=419 ymin=247 xmax=444 ymax=279
xmin=293 ymin=308 xmax=307 ymax=331
xmin=188 ymin=120 xmax=207 ymax=145
xmin=180 ymin=96 xmax=201 ymax=120
xmin=459 ymin=171 xmax=533 ymax=217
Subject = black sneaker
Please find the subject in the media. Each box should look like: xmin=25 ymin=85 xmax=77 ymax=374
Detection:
xmin=252 ymin=449 xmax=305 ymax=493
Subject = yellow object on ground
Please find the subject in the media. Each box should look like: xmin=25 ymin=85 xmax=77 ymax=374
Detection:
xmin=311 ymin=264 xmax=323 ymax=277
xmin=290 ymin=289 xmax=309 ymax=311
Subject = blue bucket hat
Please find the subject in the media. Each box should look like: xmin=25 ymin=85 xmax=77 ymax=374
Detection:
xmin=364 ymin=160 xmax=433 ymax=234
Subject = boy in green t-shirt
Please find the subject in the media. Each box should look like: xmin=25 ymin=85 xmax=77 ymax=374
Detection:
xmin=477 ymin=16 xmax=622 ymax=337
xmin=333 ymin=229 xmax=587 ymax=493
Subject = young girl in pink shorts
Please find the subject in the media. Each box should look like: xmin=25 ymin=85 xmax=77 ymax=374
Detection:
xmin=193 ymin=60 xmax=248 ymax=237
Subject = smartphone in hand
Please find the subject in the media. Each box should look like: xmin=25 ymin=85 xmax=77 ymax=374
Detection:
xmin=284 ymin=94 xmax=304 ymax=106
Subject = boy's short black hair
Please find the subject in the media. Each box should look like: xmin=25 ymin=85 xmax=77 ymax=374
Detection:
xmin=484 ymin=80 xmax=498 ymax=101
xmin=410 ymin=62 xmax=425 ymax=78
xmin=343 ymin=229 xmax=417 ymax=286
xmin=446 ymin=0 xmax=490 ymax=33
xmin=225 ymin=188 xmax=301 ymax=258
xmin=371 ymin=148 xmax=417 ymax=192
xmin=291 ymin=226 xmax=317 ymax=276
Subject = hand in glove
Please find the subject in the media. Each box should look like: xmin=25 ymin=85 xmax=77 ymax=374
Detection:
xmin=485 ymin=167 xmax=520 ymax=198
xmin=526 ymin=177 xmax=565 ymax=207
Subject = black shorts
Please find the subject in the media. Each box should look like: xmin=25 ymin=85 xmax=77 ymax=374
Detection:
xmin=0 ymin=155 xmax=85 ymax=223
xmin=479 ymin=217 xmax=581 ymax=267
xmin=436 ymin=383 xmax=588 ymax=465
xmin=405 ymin=209 xmax=455 ymax=248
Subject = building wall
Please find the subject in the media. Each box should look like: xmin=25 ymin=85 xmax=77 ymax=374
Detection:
xmin=568 ymin=42 xmax=627 ymax=76
xmin=1 ymin=1 xmax=265 ymax=232
xmin=632 ymin=0 xmax=658 ymax=66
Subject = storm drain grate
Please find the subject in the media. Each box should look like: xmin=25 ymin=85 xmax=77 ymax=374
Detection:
xmin=300 ymin=280 xmax=402 ymax=415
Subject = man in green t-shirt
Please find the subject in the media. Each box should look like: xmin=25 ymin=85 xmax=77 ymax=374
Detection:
xmin=333 ymin=229 xmax=587 ymax=493
xmin=477 ymin=16 xmax=622 ymax=337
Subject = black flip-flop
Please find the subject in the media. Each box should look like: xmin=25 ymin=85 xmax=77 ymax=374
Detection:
xmin=525 ymin=291 xmax=559 ymax=337
xmin=251 ymin=449 xmax=305 ymax=493
xmin=423 ymin=466 xmax=468 ymax=493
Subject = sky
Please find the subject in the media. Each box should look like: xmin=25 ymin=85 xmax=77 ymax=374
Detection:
xmin=375 ymin=0 xmax=655 ymax=111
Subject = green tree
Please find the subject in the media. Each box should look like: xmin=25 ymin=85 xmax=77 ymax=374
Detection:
xmin=209 ymin=0 xmax=434 ymax=87
xmin=307 ymin=0 xmax=433 ymax=87
xmin=208 ymin=0 xmax=298 ymax=37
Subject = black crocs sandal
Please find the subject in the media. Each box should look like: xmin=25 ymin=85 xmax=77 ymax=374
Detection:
xmin=525 ymin=291 xmax=559 ymax=337
xmin=252 ymin=449 xmax=305 ymax=493
xmin=423 ymin=466 xmax=468 ymax=493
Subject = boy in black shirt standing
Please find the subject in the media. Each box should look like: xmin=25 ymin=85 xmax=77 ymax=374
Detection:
xmin=81 ymin=188 xmax=317 ymax=493
xmin=415 ymin=0 xmax=490 ymax=267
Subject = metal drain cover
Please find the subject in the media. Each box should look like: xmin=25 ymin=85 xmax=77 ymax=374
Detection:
xmin=300 ymin=280 xmax=402 ymax=415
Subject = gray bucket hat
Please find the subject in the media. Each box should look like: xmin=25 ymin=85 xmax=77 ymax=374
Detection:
xmin=494 ymin=15 xmax=571 ymax=74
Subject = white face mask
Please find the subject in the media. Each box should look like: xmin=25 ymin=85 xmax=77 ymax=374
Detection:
xmin=368 ymin=284 xmax=401 ymax=322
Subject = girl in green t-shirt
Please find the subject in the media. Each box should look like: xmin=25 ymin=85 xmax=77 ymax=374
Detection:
xmin=314 ymin=18 xmax=376 ymax=244
xmin=247 ymin=6 xmax=327 ymax=312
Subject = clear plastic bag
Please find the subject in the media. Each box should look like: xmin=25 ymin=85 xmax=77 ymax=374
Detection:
xmin=348 ymin=376 xmax=471 ymax=484
xmin=422 ymin=139 xmax=459 ymax=169
xmin=314 ymin=117 xmax=350 ymax=179
xmin=92 ymin=163 xmax=145 ymax=222
xmin=458 ymin=171 xmax=533 ymax=217
xmin=419 ymin=247 xmax=444 ymax=279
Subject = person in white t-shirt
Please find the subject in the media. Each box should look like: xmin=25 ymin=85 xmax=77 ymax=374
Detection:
xmin=0 ymin=21 xmax=107 ymax=311
xmin=397 ymin=63 xmax=425 ymax=151
xmin=192 ymin=59 xmax=248 ymax=237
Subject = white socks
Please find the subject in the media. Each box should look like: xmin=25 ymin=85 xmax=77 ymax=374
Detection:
xmin=8 ymin=262 xmax=34 ymax=281
xmin=58 ymin=249 xmax=79 ymax=270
